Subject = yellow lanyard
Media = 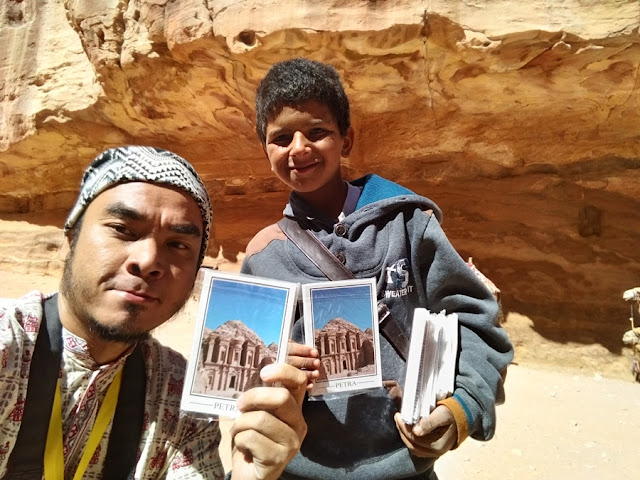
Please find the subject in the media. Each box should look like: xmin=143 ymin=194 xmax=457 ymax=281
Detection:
xmin=44 ymin=368 xmax=123 ymax=480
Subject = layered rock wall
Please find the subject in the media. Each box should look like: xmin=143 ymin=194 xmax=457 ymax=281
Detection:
xmin=1 ymin=0 xmax=639 ymax=355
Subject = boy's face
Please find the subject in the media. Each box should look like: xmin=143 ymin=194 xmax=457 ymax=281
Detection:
xmin=264 ymin=100 xmax=353 ymax=197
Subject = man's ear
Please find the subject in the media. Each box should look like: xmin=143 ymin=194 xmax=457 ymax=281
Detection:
xmin=341 ymin=127 xmax=355 ymax=157
xmin=58 ymin=231 xmax=72 ymax=261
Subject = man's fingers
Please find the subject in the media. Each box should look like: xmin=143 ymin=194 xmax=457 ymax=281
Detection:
xmin=286 ymin=341 xmax=318 ymax=358
xmin=282 ymin=343 xmax=320 ymax=392
xmin=259 ymin=363 xmax=309 ymax=404
xmin=231 ymin=410 xmax=301 ymax=457
xmin=236 ymin=385 xmax=308 ymax=440
xmin=285 ymin=343 xmax=320 ymax=372
xmin=287 ymin=354 xmax=321 ymax=372
xmin=284 ymin=357 xmax=320 ymax=392
xmin=230 ymin=368 xmax=308 ymax=480
xmin=230 ymin=412 xmax=302 ymax=480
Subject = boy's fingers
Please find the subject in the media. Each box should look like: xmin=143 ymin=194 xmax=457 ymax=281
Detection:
xmin=393 ymin=412 xmax=455 ymax=458
xmin=395 ymin=408 xmax=458 ymax=457
xmin=393 ymin=413 xmax=436 ymax=458
xmin=412 ymin=405 xmax=454 ymax=436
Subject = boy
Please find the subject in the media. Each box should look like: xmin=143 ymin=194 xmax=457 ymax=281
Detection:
xmin=241 ymin=58 xmax=513 ymax=479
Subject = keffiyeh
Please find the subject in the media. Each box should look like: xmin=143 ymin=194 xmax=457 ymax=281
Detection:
xmin=64 ymin=146 xmax=212 ymax=266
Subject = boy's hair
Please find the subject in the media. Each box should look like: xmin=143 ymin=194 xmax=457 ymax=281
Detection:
xmin=255 ymin=58 xmax=351 ymax=144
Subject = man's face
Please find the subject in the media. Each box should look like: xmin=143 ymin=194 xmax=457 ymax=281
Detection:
xmin=264 ymin=100 xmax=353 ymax=197
xmin=60 ymin=182 xmax=204 ymax=343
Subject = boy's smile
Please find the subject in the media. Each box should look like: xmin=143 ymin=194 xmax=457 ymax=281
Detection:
xmin=264 ymin=100 xmax=353 ymax=216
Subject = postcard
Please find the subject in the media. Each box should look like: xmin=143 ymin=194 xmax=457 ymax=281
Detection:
xmin=180 ymin=269 xmax=299 ymax=418
xmin=302 ymin=277 xmax=382 ymax=396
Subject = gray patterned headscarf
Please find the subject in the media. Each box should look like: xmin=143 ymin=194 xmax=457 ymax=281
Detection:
xmin=64 ymin=146 xmax=212 ymax=266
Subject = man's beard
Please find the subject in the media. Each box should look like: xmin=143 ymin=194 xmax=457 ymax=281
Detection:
xmin=60 ymin=247 xmax=150 ymax=344
xmin=85 ymin=302 xmax=150 ymax=344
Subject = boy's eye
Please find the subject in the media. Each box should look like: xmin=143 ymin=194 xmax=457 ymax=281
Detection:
xmin=308 ymin=128 xmax=329 ymax=141
xmin=271 ymin=134 xmax=292 ymax=146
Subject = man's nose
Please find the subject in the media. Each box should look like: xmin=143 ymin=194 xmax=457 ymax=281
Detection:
xmin=126 ymin=238 xmax=164 ymax=279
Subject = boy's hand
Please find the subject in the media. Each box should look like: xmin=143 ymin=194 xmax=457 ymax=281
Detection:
xmin=230 ymin=363 xmax=308 ymax=480
xmin=393 ymin=405 xmax=457 ymax=458
xmin=285 ymin=341 xmax=320 ymax=391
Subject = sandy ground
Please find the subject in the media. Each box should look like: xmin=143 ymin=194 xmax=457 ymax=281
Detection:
xmin=435 ymin=363 xmax=638 ymax=480
xmin=3 ymin=272 xmax=638 ymax=479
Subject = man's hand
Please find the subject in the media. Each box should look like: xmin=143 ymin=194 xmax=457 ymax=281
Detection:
xmin=229 ymin=363 xmax=308 ymax=480
xmin=285 ymin=341 xmax=320 ymax=391
xmin=394 ymin=405 xmax=457 ymax=458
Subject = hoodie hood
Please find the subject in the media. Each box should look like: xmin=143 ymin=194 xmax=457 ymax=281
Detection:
xmin=352 ymin=174 xmax=443 ymax=222
xmin=284 ymin=173 xmax=443 ymax=226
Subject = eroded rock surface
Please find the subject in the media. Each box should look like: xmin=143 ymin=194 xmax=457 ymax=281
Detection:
xmin=1 ymin=0 xmax=639 ymax=355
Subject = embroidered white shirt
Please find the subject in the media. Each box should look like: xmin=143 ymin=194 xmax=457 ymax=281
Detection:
xmin=0 ymin=291 xmax=224 ymax=479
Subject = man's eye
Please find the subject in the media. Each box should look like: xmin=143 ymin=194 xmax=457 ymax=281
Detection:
xmin=169 ymin=241 xmax=189 ymax=250
xmin=110 ymin=224 xmax=133 ymax=236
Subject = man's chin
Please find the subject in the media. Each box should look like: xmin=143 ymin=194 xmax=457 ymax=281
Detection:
xmin=87 ymin=313 xmax=151 ymax=344
xmin=93 ymin=326 xmax=150 ymax=344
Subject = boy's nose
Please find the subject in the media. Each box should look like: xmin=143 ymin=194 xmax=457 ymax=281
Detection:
xmin=289 ymin=132 xmax=311 ymax=157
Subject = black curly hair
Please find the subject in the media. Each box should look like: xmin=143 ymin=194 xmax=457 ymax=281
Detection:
xmin=255 ymin=58 xmax=351 ymax=144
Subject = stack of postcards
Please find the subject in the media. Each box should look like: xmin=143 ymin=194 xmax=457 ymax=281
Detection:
xmin=400 ymin=308 xmax=459 ymax=425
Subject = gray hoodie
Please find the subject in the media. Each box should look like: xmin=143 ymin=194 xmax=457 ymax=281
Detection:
xmin=241 ymin=174 xmax=513 ymax=480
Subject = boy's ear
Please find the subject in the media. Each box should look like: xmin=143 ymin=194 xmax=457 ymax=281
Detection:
xmin=341 ymin=127 xmax=355 ymax=157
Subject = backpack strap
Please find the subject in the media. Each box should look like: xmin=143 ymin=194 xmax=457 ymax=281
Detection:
xmin=6 ymin=294 xmax=145 ymax=480
xmin=278 ymin=216 xmax=355 ymax=280
xmin=278 ymin=217 xmax=410 ymax=361
xmin=6 ymin=295 xmax=62 ymax=479
xmin=103 ymin=342 xmax=146 ymax=480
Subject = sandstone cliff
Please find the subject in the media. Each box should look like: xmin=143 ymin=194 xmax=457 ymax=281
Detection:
xmin=1 ymin=1 xmax=639 ymax=368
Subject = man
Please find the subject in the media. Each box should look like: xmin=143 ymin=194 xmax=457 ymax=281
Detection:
xmin=0 ymin=146 xmax=311 ymax=479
